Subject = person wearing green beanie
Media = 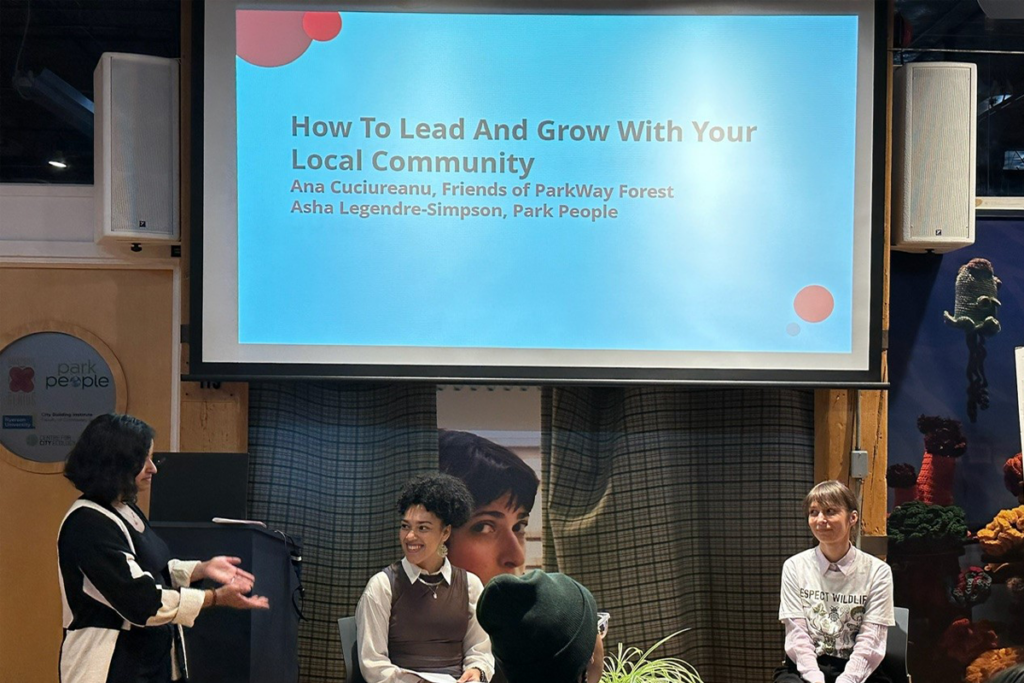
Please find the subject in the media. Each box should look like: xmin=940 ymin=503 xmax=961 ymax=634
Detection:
xmin=476 ymin=570 xmax=605 ymax=683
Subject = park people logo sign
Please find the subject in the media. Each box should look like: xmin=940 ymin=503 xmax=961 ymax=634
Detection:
xmin=0 ymin=332 xmax=119 ymax=465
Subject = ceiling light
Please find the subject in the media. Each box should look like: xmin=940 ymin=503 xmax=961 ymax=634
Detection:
xmin=48 ymin=154 xmax=68 ymax=169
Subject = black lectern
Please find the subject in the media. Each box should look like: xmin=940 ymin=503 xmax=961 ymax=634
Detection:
xmin=152 ymin=523 xmax=301 ymax=683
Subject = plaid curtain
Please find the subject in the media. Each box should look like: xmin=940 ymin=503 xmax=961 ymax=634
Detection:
xmin=248 ymin=382 xmax=438 ymax=683
xmin=542 ymin=386 xmax=815 ymax=683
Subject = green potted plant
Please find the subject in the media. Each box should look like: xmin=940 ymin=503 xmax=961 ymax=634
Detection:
xmin=600 ymin=631 xmax=704 ymax=683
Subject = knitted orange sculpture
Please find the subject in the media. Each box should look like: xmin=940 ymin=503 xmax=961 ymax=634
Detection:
xmin=941 ymin=618 xmax=1000 ymax=666
xmin=966 ymin=647 xmax=1024 ymax=683
xmin=915 ymin=415 xmax=968 ymax=506
xmin=1006 ymin=454 xmax=1023 ymax=502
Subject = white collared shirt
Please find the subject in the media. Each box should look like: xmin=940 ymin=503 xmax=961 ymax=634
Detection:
xmin=814 ymin=545 xmax=857 ymax=577
xmin=780 ymin=544 xmax=895 ymax=638
xmin=355 ymin=558 xmax=494 ymax=683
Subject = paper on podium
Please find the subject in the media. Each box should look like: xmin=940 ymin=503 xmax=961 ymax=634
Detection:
xmin=412 ymin=673 xmax=457 ymax=683
xmin=212 ymin=517 xmax=267 ymax=528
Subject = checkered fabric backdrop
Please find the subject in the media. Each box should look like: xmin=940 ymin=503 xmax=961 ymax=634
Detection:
xmin=248 ymin=382 xmax=439 ymax=683
xmin=541 ymin=386 xmax=815 ymax=683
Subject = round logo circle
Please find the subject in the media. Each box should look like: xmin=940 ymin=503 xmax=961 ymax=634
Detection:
xmin=0 ymin=332 xmax=117 ymax=463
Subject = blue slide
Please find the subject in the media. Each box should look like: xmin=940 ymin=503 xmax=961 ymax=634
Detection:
xmin=235 ymin=11 xmax=859 ymax=353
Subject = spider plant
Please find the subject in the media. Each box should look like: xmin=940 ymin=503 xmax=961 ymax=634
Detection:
xmin=600 ymin=630 xmax=703 ymax=683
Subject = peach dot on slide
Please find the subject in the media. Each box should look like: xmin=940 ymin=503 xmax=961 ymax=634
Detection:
xmin=236 ymin=10 xmax=312 ymax=67
xmin=303 ymin=12 xmax=342 ymax=42
xmin=794 ymin=285 xmax=834 ymax=323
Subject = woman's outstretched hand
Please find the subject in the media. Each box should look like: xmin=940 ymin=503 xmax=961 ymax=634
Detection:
xmin=195 ymin=556 xmax=256 ymax=592
xmin=215 ymin=581 xmax=270 ymax=610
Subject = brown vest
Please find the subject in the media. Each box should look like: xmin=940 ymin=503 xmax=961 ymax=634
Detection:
xmin=384 ymin=561 xmax=469 ymax=677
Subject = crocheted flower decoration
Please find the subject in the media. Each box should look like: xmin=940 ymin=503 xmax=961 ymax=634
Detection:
xmin=941 ymin=618 xmax=1000 ymax=666
xmin=978 ymin=506 xmax=1024 ymax=559
xmin=918 ymin=415 xmax=968 ymax=458
xmin=966 ymin=647 xmax=1024 ymax=683
xmin=887 ymin=463 xmax=917 ymax=489
xmin=888 ymin=501 xmax=968 ymax=552
xmin=951 ymin=567 xmax=993 ymax=608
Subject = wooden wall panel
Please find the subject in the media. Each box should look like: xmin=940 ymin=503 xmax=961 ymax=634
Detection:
xmin=814 ymin=389 xmax=890 ymax=538
xmin=180 ymin=382 xmax=249 ymax=452
xmin=0 ymin=266 xmax=175 ymax=683
xmin=178 ymin=1 xmax=250 ymax=457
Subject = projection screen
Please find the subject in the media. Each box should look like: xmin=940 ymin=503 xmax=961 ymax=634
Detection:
xmin=191 ymin=0 xmax=886 ymax=384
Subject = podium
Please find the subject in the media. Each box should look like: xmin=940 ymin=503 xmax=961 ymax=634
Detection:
xmin=152 ymin=523 xmax=301 ymax=683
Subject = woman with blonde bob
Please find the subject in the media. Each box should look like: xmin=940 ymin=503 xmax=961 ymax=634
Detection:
xmin=775 ymin=480 xmax=895 ymax=683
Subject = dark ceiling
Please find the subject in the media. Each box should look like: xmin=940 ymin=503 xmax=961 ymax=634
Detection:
xmin=894 ymin=0 xmax=1024 ymax=195
xmin=1 ymin=0 xmax=179 ymax=184
xmin=0 ymin=0 xmax=1022 ymax=191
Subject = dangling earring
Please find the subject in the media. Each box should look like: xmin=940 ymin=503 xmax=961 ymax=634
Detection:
xmin=437 ymin=543 xmax=449 ymax=558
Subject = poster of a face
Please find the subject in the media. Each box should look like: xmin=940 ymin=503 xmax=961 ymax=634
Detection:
xmin=437 ymin=387 xmax=542 ymax=585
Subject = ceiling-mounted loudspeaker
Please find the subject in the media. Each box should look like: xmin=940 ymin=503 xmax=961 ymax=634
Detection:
xmin=892 ymin=62 xmax=977 ymax=254
xmin=94 ymin=53 xmax=180 ymax=244
xmin=978 ymin=0 xmax=1024 ymax=19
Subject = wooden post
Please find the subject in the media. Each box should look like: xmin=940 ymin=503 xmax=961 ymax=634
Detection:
xmin=813 ymin=0 xmax=894 ymax=546
xmin=179 ymin=0 xmax=250 ymax=454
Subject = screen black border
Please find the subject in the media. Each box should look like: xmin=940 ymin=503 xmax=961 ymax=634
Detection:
xmin=188 ymin=0 xmax=888 ymax=387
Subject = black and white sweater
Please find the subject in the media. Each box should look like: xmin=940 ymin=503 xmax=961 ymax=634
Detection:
xmin=57 ymin=498 xmax=205 ymax=683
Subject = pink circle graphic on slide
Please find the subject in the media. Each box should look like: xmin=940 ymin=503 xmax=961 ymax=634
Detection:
xmin=303 ymin=12 xmax=342 ymax=42
xmin=237 ymin=10 xmax=312 ymax=67
xmin=793 ymin=285 xmax=835 ymax=323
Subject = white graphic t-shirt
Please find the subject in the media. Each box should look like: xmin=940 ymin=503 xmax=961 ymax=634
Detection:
xmin=779 ymin=546 xmax=894 ymax=660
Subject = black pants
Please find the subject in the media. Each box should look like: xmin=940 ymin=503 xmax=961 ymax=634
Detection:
xmin=773 ymin=655 xmax=892 ymax=683
xmin=108 ymin=626 xmax=174 ymax=683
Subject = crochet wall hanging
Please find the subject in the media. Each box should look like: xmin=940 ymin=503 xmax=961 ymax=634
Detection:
xmin=944 ymin=257 xmax=1002 ymax=422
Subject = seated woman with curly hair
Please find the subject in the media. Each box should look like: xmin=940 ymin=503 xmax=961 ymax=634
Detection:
xmin=356 ymin=473 xmax=495 ymax=683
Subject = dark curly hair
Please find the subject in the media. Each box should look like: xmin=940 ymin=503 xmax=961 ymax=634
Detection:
xmin=64 ymin=413 xmax=155 ymax=504
xmin=397 ymin=473 xmax=474 ymax=528
xmin=439 ymin=429 xmax=539 ymax=515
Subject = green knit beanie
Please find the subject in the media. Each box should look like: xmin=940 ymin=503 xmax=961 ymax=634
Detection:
xmin=477 ymin=570 xmax=598 ymax=683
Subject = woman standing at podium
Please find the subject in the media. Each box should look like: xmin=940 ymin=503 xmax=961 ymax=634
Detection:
xmin=57 ymin=413 xmax=269 ymax=683
xmin=356 ymin=473 xmax=495 ymax=683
